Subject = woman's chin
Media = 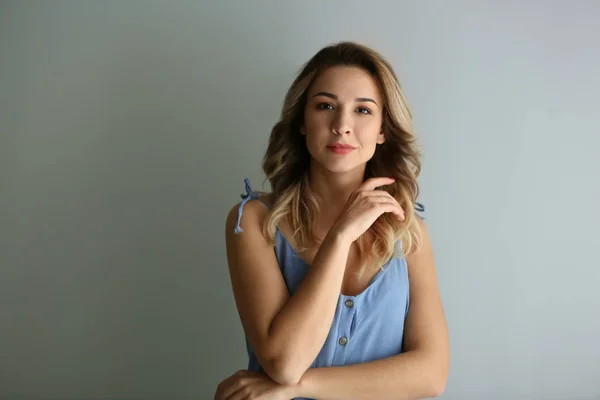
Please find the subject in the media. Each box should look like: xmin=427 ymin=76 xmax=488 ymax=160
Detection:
xmin=317 ymin=160 xmax=365 ymax=174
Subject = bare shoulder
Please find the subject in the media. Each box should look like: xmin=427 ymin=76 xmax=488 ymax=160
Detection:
xmin=406 ymin=217 xmax=433 ymax=269
xmin=225 ymin=193 xmax=274 ymax=238
xmin=224 ymin=192 xmax=277 ymax=269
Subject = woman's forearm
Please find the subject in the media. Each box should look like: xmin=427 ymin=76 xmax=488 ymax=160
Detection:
xmin=293 ymin=350 xmax=446 ymax=400
xmin=265 ymin=230 xmax=352 ymax=384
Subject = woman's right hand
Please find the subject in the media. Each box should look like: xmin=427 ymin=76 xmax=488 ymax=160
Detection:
xmin=330 ymin=177 xmax=405 ymax=244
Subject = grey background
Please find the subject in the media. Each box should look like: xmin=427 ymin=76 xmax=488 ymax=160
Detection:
xmin=1 ymin=1 xmax=599 ymax=399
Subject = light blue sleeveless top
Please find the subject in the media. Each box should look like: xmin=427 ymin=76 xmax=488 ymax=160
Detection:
xmin=233 ymin=179 xmax=424 ymax=398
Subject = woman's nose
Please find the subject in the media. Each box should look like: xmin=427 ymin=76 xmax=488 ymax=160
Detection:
xmin=331 ymin=109 xmax=352 ymax=135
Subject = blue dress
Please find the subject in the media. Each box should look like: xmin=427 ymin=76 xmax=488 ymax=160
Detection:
xmin=233 ymin=179 xmax=425 ymax=400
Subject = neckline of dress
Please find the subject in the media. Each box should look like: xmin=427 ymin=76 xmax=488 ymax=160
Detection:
xmin=275 ymin=228 xmax=395 ymax=299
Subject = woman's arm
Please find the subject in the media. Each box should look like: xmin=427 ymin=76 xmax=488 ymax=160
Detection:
xmin=225 ymin=199 xmax=351 ymax=385
xmin=292 ymin=219 xmax=450 ymax=399
xmin=225 ymin=177 xmax=404 ymax=386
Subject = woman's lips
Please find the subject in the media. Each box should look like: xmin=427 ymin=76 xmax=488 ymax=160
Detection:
xmin=327 ymin=146 xmax=354 ymax=154
xmin=327 ymin=145 xmax=356 ymax=154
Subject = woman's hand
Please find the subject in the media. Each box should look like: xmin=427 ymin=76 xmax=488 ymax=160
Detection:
xmin=214 ymin=370 xmax=296 ymax=400
xmin=330 ymin=177 xmax=405 ymax=243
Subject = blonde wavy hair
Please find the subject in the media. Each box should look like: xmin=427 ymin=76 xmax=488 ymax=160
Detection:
xmin=262 ymin=41 xmax=423 ymax=276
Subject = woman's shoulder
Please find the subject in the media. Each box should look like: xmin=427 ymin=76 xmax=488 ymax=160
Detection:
xmin=226 ymin=195 xmax=272 ymax=223
xmin=225 ymin=180 xmax=275 ymax=236
xmin=224 ymin=192 xmax=277 ymax=264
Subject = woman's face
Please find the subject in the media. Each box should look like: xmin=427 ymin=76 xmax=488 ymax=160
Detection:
xmin=302 ymin=66 xmax=385 ymax=174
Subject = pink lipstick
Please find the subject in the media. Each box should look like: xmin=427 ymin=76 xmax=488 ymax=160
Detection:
xmin=327 ymin=143 xmax=356 ymax=154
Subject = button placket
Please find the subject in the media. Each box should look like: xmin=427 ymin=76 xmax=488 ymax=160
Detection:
xmin=332 ymin=296 xmax=357 ymax=365
xmin=338 ymin=297 xmax=356 ymax=347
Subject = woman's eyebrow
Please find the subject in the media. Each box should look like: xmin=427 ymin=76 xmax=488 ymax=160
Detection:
xmin=312 ymin=91 xmax=378 ymax=106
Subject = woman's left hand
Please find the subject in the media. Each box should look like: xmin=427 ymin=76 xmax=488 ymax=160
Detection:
xmin=214 ymin=370 xmax=297 ymax=400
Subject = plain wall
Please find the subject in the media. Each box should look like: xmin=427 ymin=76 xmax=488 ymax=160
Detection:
xmin=1 ymin=1 xmax=599 ymax=399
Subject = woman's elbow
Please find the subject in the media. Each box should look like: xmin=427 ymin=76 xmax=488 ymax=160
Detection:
xmin=428 ymin=363 xmax=448 ymax=397
xmin=429 ymin=377 xmax=447 ymax=398
xmin=262 ymin=355 xmax=304 ymax=386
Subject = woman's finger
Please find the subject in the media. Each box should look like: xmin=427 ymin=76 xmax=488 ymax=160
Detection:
xmin=359 ymin=193 xmax=405 ymax=219
xmin=224 ymin=374 xmax=265 ymax=400
xmin=379 ymin=203 xmax=405 ymax=220
xmin=359 ymin=177 xmax=396 ymax=191
xmin=217 ymin=371 xmax=252 ymax=400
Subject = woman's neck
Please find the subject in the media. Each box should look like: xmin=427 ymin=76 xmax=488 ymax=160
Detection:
xmin=308 ymin=162 xmax=366 ymax=220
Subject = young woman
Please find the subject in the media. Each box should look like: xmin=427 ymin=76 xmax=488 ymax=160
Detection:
xmin=216 ymin=41 xmax=449 ymax=400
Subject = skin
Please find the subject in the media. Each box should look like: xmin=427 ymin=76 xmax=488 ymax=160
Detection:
xmin=302 ymin=65 xmax=388 ymax=227
xmin=216 ymin=66 xmax=449 ymax=399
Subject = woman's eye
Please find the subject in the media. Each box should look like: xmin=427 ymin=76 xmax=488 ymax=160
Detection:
xmin=316 ymin=103 xmax=371 ymax=114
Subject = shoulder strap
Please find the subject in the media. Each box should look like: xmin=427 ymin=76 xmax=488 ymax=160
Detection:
xmin=415 ymin=201 xmax=425 ymax=220
xmin=233 ymin=178 xmax=271 ymax=234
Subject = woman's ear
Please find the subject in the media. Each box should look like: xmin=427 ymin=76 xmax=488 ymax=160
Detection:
xmin=377 ymin=130 xmax=386 ymax=144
